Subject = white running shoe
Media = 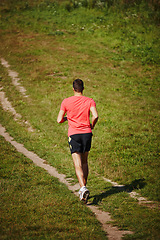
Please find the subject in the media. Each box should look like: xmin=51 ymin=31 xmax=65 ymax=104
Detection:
xmin=79 ymin=186 xmax=90 ymax=203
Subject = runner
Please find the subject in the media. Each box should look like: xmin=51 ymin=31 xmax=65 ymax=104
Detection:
xmin=57 ymin=79 xmax=98 ymax=203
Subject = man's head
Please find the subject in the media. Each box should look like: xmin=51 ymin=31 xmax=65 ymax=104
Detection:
xmin=73 ymin=79 xmax=84 ymax=93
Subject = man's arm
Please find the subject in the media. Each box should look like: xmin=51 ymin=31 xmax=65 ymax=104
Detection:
xmin=90 ymin=106 xmax=98 ymax=129
xmin=57 ymin=110 xmax=67 ymax=123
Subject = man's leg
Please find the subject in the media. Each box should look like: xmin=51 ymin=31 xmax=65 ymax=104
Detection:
xmin=72 ymin=152 xmax=89 ymax=187
xmin=72 ymin=152 xmax=90 ymax=202
xmin=72 ymin=152 xmax=85 ymax=188
xmin=81 ymin=152 xmax=89 ymax=186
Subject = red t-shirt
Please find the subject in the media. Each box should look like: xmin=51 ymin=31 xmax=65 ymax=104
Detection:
xmin=60 ymin=95 xmax=96 ymax=136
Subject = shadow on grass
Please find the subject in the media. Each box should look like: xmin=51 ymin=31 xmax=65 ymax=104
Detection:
xmin=89 ymin=178 xmax=146 ymax=205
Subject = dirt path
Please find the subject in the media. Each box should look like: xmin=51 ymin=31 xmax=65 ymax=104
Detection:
xmin=1 ymin=58 xmax=28 ymax=98
xmin=0 ymin=123 xmax=133 ymax=239
xmin=0 ymin=58 xmax=33 ymax=132
xmin=102 ymin=177 xmax=156 ymax=208
xmin=0 ymin=88 xmax=34 ymax=132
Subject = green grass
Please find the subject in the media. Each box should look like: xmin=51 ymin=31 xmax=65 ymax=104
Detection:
xmin=0 ymin=136 xmax=107 ymax=239
xmin=0 ymin=0 xmax=160 ymax=239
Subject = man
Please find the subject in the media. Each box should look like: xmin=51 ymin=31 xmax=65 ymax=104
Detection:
xmin=57 ymin=79 xmax=98 ymax=203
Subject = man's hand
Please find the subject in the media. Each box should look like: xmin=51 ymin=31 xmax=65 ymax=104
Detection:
xmin=90 ymin=123 xmax=94 ymax=129
xmin=63 ymin=117 xmax=67 ymax=122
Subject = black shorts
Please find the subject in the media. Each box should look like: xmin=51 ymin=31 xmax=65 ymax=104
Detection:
xmin=68 ymin=133 xmax=92 ymax=154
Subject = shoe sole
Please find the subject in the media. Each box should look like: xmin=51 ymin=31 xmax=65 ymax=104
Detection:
xmin=82 ymin=191 xmax=90 ymax=204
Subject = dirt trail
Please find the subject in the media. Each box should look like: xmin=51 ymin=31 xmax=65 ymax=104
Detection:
xmin=1 ymin=58 xmax=28 ymax=98
xmin=0 ymin=58 xmax=34 ymax=132
xmin=0 ymin=88 xmax=34 ymax=132
xmin=0 ymin=88 xmax=21 ymax=120
xmin=102 ymin=177 xmax=156 ymax=208
xmin=0 ymin=123 xmax=133 ymax=239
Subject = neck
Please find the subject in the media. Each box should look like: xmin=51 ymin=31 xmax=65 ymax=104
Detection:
xmin=74 ymin=91 xmax=83 ymax=96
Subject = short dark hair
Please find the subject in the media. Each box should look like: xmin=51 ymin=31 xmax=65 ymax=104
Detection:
xmin=73 ymin=79 xmax=84 ymax=93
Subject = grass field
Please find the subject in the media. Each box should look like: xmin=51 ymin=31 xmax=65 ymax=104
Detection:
xmin=0 ymin=136 xmax=107 ymax=239
xmin=0 ymin=0 xmax=160 ymax=239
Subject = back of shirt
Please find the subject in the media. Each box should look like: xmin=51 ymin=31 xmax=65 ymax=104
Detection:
xmin=61 ymin=95 xmax=96 ymax=136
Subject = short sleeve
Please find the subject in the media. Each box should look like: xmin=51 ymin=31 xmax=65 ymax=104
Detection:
xmin=60 ymin=99 xmax=66 ymax=112
xmin=90 ymin=98 xmax=96 ymax=108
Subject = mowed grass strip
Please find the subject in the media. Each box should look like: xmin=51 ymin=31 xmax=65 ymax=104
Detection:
xmin=0 ymin=136 xmax=107 ymax=240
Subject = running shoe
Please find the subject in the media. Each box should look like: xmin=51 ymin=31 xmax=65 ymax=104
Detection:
xmin=79 ymin=186 xmax=90 ymax=203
